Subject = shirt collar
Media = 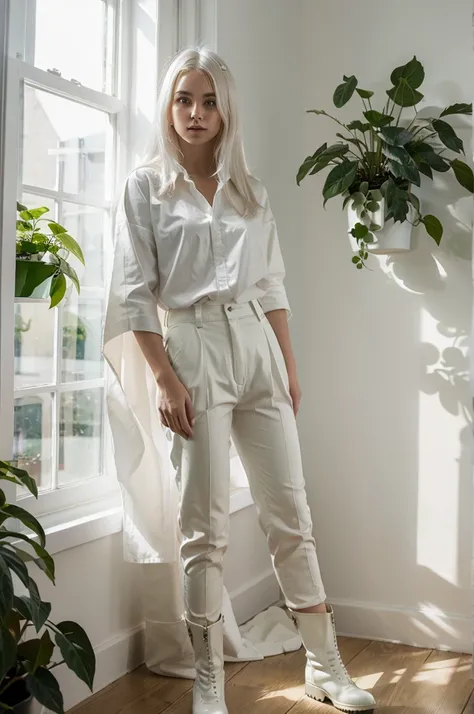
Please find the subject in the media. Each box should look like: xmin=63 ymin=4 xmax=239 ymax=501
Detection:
xmin=177 ymin=164 xmax=230 ymax=186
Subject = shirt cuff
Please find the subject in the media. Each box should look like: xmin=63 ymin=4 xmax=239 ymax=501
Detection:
xmin=258 ymin=292 xmax=292 ymax=320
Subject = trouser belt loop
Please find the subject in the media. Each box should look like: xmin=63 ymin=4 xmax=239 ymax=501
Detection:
xmin=194 ymin=302 xmax=204 ymax=328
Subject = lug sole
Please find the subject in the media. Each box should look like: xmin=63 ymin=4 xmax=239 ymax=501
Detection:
xmin=305 ymin=682 xmax=375 ymax=712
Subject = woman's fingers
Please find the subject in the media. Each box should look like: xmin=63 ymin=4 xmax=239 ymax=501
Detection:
xmin=185 ymin=394 xmax=195 ymax=427
xmin=178 ymin=405 xmax=193 ymax=438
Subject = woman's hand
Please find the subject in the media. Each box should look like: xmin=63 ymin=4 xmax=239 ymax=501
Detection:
xmin=156 ymin=371 xmax=195 ymax=439
xmin=288 ymin=366 xmax=302 ymax=416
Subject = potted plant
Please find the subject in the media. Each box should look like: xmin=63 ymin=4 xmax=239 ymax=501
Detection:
xmin=0 ymin=460 xmax=96 ymax=713
xmin=16 ymin=203 xmax=85 ymax=306
xmin=297 ymin=56 xmax=474 ymax=268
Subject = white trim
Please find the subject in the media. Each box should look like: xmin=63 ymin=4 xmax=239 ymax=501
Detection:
xmin=331 ymin=597 xmax=471 ymax=654
xmin=157 ymin=0 xmax=179 ymax=76
xmin=11 ymin=58 xmax=124 ymax=113
xmin=21 ymin=184 xmax=111 ymax=210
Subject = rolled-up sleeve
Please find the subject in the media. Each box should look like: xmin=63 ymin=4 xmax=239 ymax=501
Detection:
xmin=104 ymin=169 xmax=163 ymax=345
xmin=258 ymin=189 xmax=292 ymax=320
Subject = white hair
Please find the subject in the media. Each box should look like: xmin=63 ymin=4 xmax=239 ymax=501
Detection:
xmin=139 ymin=46 xmax=261 ymax=218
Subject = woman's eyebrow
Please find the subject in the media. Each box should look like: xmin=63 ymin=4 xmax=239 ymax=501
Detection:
xmin=175 ymin=90 xmax=216 ymax=97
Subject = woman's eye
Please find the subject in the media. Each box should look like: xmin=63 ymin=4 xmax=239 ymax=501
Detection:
xmin=206 ymin=100 xmax=216 ymax=107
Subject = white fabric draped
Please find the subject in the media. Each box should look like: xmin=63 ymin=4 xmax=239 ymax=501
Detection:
xmin=102 ymin=305 xmax=302 ymax=670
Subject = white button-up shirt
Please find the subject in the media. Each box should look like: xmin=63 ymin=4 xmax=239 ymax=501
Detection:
xmin=104 ymin=165 xmax=291 ymax=342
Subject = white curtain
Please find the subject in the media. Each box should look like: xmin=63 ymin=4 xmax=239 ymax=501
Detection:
xmin=102 ymin=307 xmax=301 ymax=674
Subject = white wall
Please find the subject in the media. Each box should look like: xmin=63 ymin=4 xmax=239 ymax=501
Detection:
xmin=298 ymin=0 xmax=472 ymax=651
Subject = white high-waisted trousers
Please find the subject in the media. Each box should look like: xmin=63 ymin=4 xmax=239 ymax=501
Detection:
xmin=162 ymin=297 xmax=326 ymax=624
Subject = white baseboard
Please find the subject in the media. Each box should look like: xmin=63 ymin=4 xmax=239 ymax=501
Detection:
xmin=330 ymin=598 xmax=471 ymax=654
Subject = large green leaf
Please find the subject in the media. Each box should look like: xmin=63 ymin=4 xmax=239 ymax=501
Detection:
xmin=15 ymin=261 xmax=56 ymax=298
xmin=421 ymin=215 xmax=443 ymax=245
xmin=451 ymin=159 xmax=474 ymax=192
xmin=55 ymin=234 xmax=85 ymax=265
xmin=26 ymin=207 xmax=50 ymax=219
xmin=0 ymin=625 xmax=17 ymax=682
xmin=54 ymin=257 xmax=80 ymax=293
xmin=18 ymin=631 xmax=55 ymax=673
xmin=49 ymin=274 xmax=67 ymax=309
xmin=418 ymin=163 xmax=433 ymax=180
xmin=378 ymin=126 xmax=413 ymax=146
xmin=364 ymin=110 xmax=394 ymax=127
xmin=26 ymin=667 xmax=64 ymax=714
xmin=390 ymin=56 xmax=425 ymax=89
xmin=389 ymin=159 xmax=421 ymax=186
xmin=410 ymin=143 xmax=451 ymax=172
xmin=0 ymin=554 xmax=13 ymax=621
xmin=387 ymin=80 xmax=423 ymax=108
xmin=385 ymin=179 xmax=410 ymax=221
xmin=432 ymin=119 xmax=463 ymax=153
xmin=0 ymin=530 xmax=55 ymax=585
xmin=333 ymin=75 xmax=358 ymax=108
xmin=309 ymin=144 xmax=351 ymax=176
xmin=382 ymin=145 xmax=417 ymax=167
xmin=47 ymin=222 xmax=68 ymax=236
xmin=296 ymin=143 xmax=327 ymax=184
xmin=54 ymin=621 xmax=96 ymax=690
xmin=440 ymin=103 xmax=472 ymax=118
xmin=0 ymin=462 xmax=37 ymax=498
xmin=1 ymin=548 xmax=30 ymax=590
xmin=0 ymin=505 xmax=45 ymax=547
xmin=322 ymin=161 xmax=358 ymax=203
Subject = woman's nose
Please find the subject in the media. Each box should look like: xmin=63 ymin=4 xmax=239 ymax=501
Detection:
xmin=191 ymin=104 xmax=203 ymax=119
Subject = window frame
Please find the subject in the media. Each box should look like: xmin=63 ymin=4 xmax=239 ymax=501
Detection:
xmin=3 ymin=2 xmax=127 ymax=522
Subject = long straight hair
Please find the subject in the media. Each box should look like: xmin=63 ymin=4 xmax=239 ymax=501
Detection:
xmin=139 ymin=47 xmax=261 ymax=218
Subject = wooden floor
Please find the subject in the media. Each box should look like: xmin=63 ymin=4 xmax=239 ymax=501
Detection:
xmin=69 ymin=638 xmax=474 ymax=714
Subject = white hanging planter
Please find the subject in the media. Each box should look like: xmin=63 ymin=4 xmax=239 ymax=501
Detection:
xmin=348 ymin=198 xmax=414 ymax=255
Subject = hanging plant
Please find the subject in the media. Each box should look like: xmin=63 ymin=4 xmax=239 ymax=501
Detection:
xmin=297 ymin=56 xmax=473 ymax=268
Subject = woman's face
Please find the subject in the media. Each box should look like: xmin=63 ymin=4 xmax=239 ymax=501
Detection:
xmin=170 ymin=70 xmax=223 ymax=146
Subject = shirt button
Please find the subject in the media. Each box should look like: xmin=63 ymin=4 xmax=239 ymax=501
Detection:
xmin=227 ymin=306 xmax=233 ymax=311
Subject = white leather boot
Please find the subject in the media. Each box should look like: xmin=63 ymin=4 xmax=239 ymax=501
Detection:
xmin=290 ymin=606 xmax=376 ymax=713
xmin=186 ymin=616 xmax=228 ymax=714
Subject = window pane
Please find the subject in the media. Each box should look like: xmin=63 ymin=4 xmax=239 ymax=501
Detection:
xmin=34 ymin=0 xmax=112 ymax=93
xmin=14 ymin=303 xmax=55 ymax=389
xmin=59 ymin=389 xmax=104 ymax=485
xmin=22 ymin=85 xmax=110 ymax=201
xmin=61 ymin=203 xmax=106 ymax=289
xmin=14 ymin=393 xmax=53 ymax=492
xmin=62 ymin=300 xmax=104 ymax=383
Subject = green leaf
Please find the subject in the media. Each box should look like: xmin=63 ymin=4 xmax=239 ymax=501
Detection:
xmin=19 ymin=210 xmax=35 ymax=221
xmin=0 ymin=625 xmax=17 ymax=682
xmin=333 ymin=75 xmax=358 ymax=108
xmin=49 ymin=274 xmax=67 ymax=309
xmin=322 ymin=161 xmax=358 ymax=202
xmin=18 ymin=631 xmax=55 ymax=673
xmin=370 ymin=223 xmax=382 ymax=231
xmin=347 ymin=120 xmax=371 ymax=133
xmin=53 ymin=257 xmax=80 ymax=294
xmin=0 ymin=531 xmax=55 ymax=585
xmin=0 ymin=554 xmax=13 ymax=621
xmin=410 ymin=143 xmax=451 ymax=172
xmin=421 ymin=214 xmax=443 ymax=245
xmin=356 ymin=263 xmax=363 ymax=270
xmin=352 ymin=256 xmax=361 ymax=264
xmin=1 ymin=548 xmax=30 ymax=590
xmin=418 ymin=162 xmax=433 ymax=180
xmin=383 ymin=144 xmax=417 ymax=167
xmin=16 ymin=220 xmax=33 ymax=233
xmin=432 ymin=119 xmax=463 ymax=153
xmin=297 ymin=145 xmax=327 ymax=185
xmin=387 ymin=80 xmax=423 ymax=108
xmin=451 ymin=159 xmax=474 ymax=193
xmin=17 ymin=202 xmax=28 ymax=212
xmin=27 ymin=207 xmax=50 ymax=219
xmin=356 ymin=88 xmax=374 ymax=99
xmin=350 ymin=223 xmax=369 ymax=240
xmin=0 ymin=462 xmax=38 ymax=498
xmin=366 ymin=201 xmax=380 ymax=212
xmin=390 ymin=56 xmax=425 ymax=89
xmin=47 ymin=222 xmax=68 ymax=236
xmin=26 ymin=668 xmax=64 ymax=714
xmin=364 ymin=110 xmax=394 ymax=127
xmin=385 ymin=179 xmax=410 ymax=222
xmin=389 ymin=159 xmax=421 ymax=187
xmin=359 ymin=181 xmax=369 ymax=195
xmin=369 ymin=189 xmax=383 ymax=201
xmin=379 ymin=126 xmax=413 ymax=146
xmin=0 ymin=504 xmax=46 ymax=547
xmin=440 ymin=103 xmax=472 ymax=118
xmin=408 ymin=193 xmax=420 ymax=213
xmin=54 ymin=621 xmax=96 ymax=690
xmin=342 ymin=194 xmax=353 ymax=210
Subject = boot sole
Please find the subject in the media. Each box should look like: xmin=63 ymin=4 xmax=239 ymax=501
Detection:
xmin=306 ymin=682 xmax=376 ymax=712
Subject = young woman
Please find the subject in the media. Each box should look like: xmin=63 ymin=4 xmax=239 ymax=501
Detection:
xmin=104 ymin=47 xmax=376 ymax=714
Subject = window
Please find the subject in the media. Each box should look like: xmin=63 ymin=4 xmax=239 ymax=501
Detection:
xmin=4 ymin=0 xmax=126 ymax=520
